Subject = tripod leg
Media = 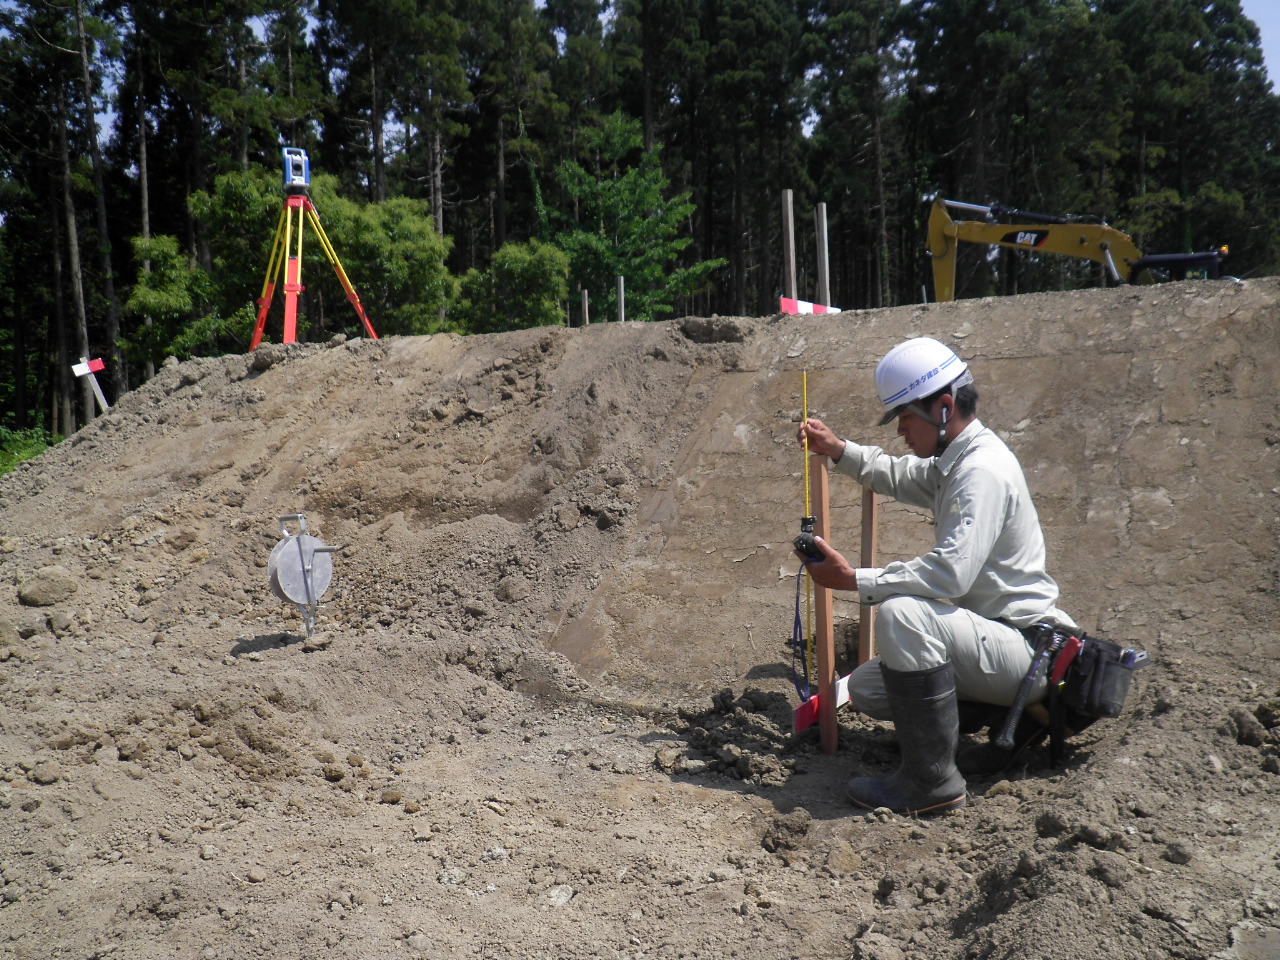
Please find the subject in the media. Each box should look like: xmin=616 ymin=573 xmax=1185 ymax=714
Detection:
xmin=250 ymin=206 xmax=290 ymax=350
xmin=282 ymin=197 xmax=306 ymax=344
xmin=305 ymin=203 xmax=379 ymax=339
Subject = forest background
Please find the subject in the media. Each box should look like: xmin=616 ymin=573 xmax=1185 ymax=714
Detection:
xmin=2 ymin=0 xmax=1279 ymax=448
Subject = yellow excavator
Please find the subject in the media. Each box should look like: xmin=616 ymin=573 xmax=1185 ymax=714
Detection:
xmin=926 ymin=197 xmax=1228 ymax=302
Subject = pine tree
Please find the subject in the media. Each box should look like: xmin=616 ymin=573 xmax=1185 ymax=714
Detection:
xmin=457 ymin=0 xmax=558 ymax=254
xmin=806 ymin=0 xmax=905 ymax=307
xmin=554 ymin=111 xmax=723 ymax=323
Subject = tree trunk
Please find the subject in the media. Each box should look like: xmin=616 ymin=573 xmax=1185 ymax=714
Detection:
xmin=431 ymin=127 xmax=444 ymax=236
xmin=640 ymin=0 xmax=654 ymax=152
xmin=730 ymin=137 xmax=744 ymax=315
xmin=13 ymin=281 xmax=28 ymax=430
xmin=58 ymin=86 xmax=94 ymax=426
xmin=139 ymin=122 xmax=154 ymax=378
xmin=874 ymin=111 xmax=889 ymax=308
xmin=138 ymin=45 xmax=155 ymax=380
xmin=286 ymin=33 xmax=297 ymax=144
xmin=371 ymin=53 xmax=386 ymax=202
xmin=49 ymin=169 xmax=73 ymax=435
xmin=495 ymin=119 xmax=507 ymax=249
xmin=188 ymin=101 xmax=211 ymax=270
xmin=75 ymin=0 xmax=125 ymax=398
xmin=238 ymin=50 xmax=249 ymax=171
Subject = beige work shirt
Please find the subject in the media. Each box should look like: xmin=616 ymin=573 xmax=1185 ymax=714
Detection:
xmin=833 ymin=419 xmax=1075 ymax=630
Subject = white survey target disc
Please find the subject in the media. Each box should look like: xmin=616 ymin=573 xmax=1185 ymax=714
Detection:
xmin=268 ymin=534 xmax=333 ymax=605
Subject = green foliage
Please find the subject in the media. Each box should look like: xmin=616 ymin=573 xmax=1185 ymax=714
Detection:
xmin=304 ymin=176 xmax=455 ymax=335
xmin=120 ymin=228 xmax=259 ymax=360
xmin=168 ymin=303 xmax=257 ymax=359
xmin=119 ymin=225 xmax=249 ymax=360
xmin=553 ymin=111 xmax=723 ymax=323
xmin=261 ymin=2 xmax=330 ymax=148
xmin=1121 ymin=187 xmax=1186 ymax=241
xmin=121 ymin=234 xmax=213 ymax=364
xmin=125 ymin=235 xmax=199 ymax=318
xmin=453 ymin=238 xmax=570 ymax=333
xmin=188 ymin=168 xmax=283 ymax=320
xmin=1098 ymin=0 xmax=1279 ymax=263
xmin=0 ymin=427 xmax=60 ymax=477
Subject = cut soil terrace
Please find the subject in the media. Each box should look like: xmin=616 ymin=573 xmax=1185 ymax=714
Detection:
xmin=1 ymin=279 xmax=1278 ymax=960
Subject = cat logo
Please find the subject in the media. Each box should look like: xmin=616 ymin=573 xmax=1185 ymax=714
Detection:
xmin=1000 ymin=229 xmax=1049 ymax=248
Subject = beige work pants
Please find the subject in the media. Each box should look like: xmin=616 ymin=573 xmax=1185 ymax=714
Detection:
xmin=849 ymin=596 xmax=1045 ymax=720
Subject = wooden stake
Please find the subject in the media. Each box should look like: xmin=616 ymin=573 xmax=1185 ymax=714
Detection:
xmin=782 ymin=189 xmax=797 ymax=300
xmin=809 ymin=453 xmax=838 ymax=754
xmin=858 ymin=487 xmax=878 ymax=664
xmin=815 ymin=202 xmax=830 ymax=308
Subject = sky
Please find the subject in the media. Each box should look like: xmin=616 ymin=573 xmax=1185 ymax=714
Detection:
xmin=1241 ymin=0 xmax=1280 ymax=81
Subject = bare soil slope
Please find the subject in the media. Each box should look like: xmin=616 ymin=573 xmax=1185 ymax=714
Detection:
xmin=1 ymin=279 xmax=1278 ymax=960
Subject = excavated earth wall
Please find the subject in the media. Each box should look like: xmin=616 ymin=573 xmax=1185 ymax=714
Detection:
xmin=1 ymin=278 xmax=1278 ymax=960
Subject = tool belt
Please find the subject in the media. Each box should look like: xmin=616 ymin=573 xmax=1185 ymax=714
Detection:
xmin=999 ymin=625 xmax=1151 ymax=765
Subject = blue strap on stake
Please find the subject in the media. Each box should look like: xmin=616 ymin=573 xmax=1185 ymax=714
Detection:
xmin=790 ymin=370 xmax=817 ymax=704
xmin=790 ymin=563 xmax=812 ymax=701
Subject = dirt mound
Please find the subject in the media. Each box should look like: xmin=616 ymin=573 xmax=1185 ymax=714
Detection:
xmin=1 ymin=281 xmax=1278 ymax=959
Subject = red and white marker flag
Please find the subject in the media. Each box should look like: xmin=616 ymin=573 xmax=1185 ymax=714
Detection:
xmin=71 ymin=356 xmax=110 ymax=413
xmin=793 ymin=671 xmax=853 ymax=734
xmin=780 ymin=297 xmax=841 ymax=315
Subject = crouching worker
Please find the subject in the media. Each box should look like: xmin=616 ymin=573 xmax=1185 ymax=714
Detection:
xmin=797 ymin=337 xmax=1076 ymax=815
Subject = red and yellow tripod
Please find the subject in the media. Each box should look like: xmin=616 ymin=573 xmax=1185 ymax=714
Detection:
xmin=249 ymin=147 xmax=379 ymax=350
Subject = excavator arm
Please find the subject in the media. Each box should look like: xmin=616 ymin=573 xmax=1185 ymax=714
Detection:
xmin=927 ymin=198 xmax=1149 ymax=302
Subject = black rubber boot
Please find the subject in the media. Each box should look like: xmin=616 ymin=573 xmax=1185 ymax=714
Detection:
xmin=847 ymin=661 xmax=967 ymax=815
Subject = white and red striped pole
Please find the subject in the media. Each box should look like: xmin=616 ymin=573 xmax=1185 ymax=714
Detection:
xmin=780 ymin=297 xmax=842 ymax=315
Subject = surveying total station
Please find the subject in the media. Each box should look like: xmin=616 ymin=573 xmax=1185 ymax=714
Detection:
xmin=249 ymin=147 xmax=379 ymax=350
xmin=283 ymin=146 xmax=310 ymax=192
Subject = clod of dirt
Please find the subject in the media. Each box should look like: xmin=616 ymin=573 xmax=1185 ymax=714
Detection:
xmin=679 ymin=316 xmax=749 ymax=343
xmin=761 ymin=807 xmax=811 ymax=853
xmin=16 ymin=565 xmax=78 ymax=607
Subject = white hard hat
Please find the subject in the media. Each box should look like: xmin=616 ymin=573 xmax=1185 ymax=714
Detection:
xmin=875 ymin=337 xmax=972 ymax=425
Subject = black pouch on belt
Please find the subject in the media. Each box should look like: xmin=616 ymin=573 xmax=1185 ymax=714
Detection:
xmin=1059 ymin=634 xmax=1148 ymax=719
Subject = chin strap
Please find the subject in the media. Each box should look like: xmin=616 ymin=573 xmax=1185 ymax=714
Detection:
xmin=930 ymin=370 xmax=973 ymax=456
xmin=903 ymin=401 xmax=951 ymax=457
xmin=904 ymin=370 xmax=972 ymax=457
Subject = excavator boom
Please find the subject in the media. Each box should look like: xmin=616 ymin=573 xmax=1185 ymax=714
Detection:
xmin=927 ymin=198 xmax=1147 ymax=302
xmin=926 ymin=197 xmax=1226 ymax=302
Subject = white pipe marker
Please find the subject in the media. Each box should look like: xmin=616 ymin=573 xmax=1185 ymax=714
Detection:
xmin=71 ymin=356 xmax=110 ymax=413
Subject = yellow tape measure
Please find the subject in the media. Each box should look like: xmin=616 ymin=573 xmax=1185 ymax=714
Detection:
xmin=801 ymin=372 xmax=816 ymax=679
